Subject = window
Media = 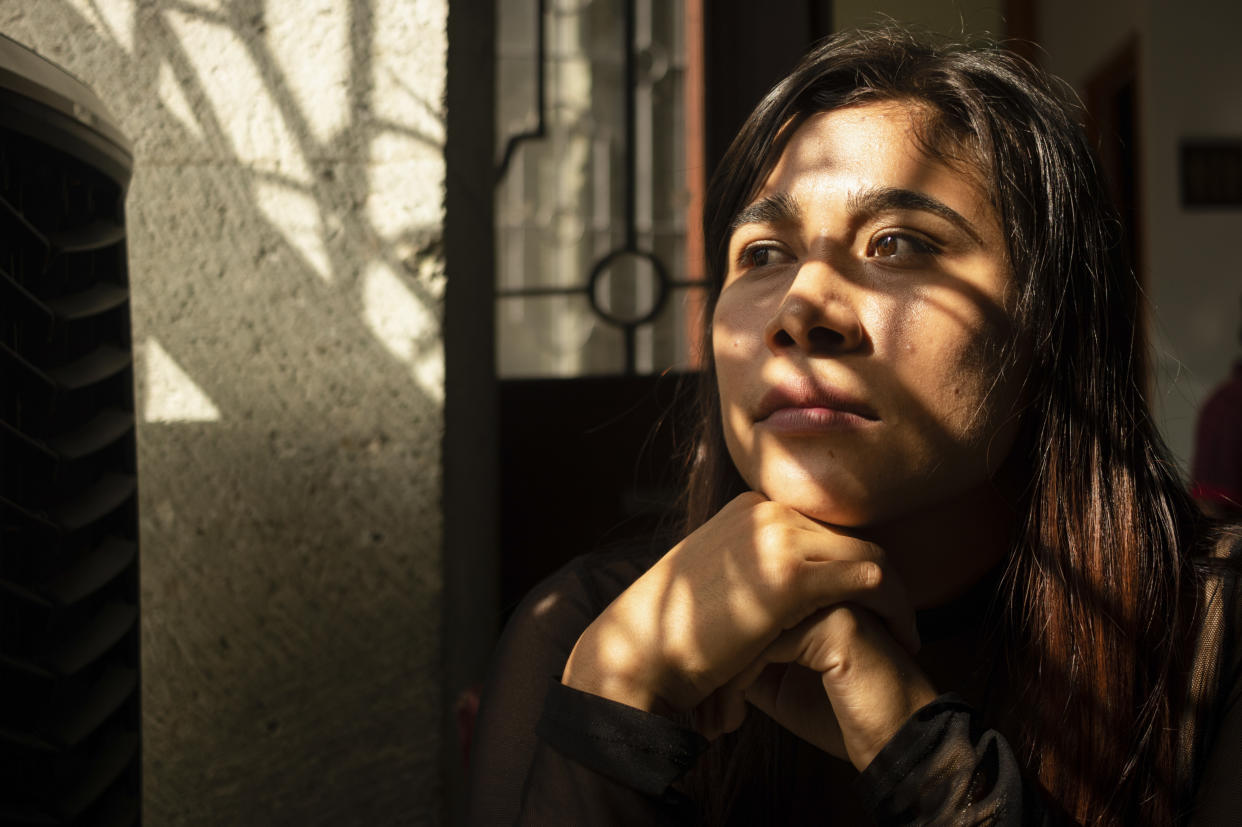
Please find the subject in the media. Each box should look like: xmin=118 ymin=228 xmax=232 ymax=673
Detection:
xmin=495 ymin=0 xmax=704 ymax=377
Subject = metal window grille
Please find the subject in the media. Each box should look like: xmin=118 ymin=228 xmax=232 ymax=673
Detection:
xmin=0 ymin=34 xmax=140 ymax=826
xmin=495 ymin=0 xmax=704 ymax=377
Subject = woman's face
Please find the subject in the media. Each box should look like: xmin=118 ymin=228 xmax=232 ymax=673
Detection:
xmin=714 ymin=101 xmax=1024 ymax=528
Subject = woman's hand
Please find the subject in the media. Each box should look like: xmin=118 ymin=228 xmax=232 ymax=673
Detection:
xmin=561 ymin=492 xmax=922 ymax=742
xmin=741 ymin=604 xmax=938 ymax=770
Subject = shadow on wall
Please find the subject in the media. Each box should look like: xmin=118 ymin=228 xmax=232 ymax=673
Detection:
xmin=4 ymin=0 xmax=447 ymax=822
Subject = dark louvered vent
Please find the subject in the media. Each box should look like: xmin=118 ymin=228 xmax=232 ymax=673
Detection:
xmin=1 ymin=34 xmax=139 ymax=826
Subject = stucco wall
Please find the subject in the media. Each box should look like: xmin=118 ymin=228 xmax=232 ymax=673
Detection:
xmin=1 ymin=0 xmax=445 ymax=822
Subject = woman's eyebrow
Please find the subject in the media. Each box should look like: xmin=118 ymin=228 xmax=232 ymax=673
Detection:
xmin=728 ymin=192 xmax=803 ymax=233
xmin=847 ymin=185 xmax=984 ymax=244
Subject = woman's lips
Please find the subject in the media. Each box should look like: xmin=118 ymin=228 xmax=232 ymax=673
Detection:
xmin=755 ymin=382 xmax=879 ymax=433
xmin=760 ymin=405 xmax=878 ymax=432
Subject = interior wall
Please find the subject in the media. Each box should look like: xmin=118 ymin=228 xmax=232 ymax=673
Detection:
xmin=1143 ymin=1 xmax=1242 ymax=470
xmin=833 ymin=0 xmax=1003 ymax=36
xmin=1040 ymin=0 xmax=1242 ymax=470
xmin=1035 ymin=0 xmax=1138 ymax=89
xmin=1 ymin=1 xmax=447 ymax=822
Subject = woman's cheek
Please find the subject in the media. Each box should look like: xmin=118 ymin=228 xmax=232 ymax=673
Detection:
xmin=720 ymin=401 xmax=758 ymax=490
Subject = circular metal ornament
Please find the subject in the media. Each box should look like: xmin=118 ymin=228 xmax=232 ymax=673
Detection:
xmin=587 ymin=248 xmax=670 ymax=327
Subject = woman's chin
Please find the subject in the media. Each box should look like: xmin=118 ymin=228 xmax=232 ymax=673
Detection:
xmin=755 ymin=482 xmax=877 ymax=528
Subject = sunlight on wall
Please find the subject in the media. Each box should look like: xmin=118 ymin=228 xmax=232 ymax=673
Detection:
xmin=157 ymin=60 xmax=205 ymax=140
xmin=143 ymin=337 xmax=222 ymax=423
xmin=366 ymin=0 xmax=446 ymax=242
xmin=9 ymin=0 xmax=449 ymax=820
xmin=177 ymin=0 xmax=224 ymax=11
xmin=64 ymin=0 xmax=135 ymax=53
xmin=255 ymin=181 xmax=333 ymax=281
xmin=366 ymin=131 xmax=443 ymax=240
xmin=164 ymin=8 xmax=311 ymax=181
xmin=372 ymin=0 xmax=446 ymax=142
xmin=267 ymin=0 xmax=350 ymax=145
xmin=362 ymin=261 xmax=444 ymax=403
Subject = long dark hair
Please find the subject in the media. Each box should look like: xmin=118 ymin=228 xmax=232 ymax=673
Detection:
xmin=682 ymin=26 xmax=1207 ymax=825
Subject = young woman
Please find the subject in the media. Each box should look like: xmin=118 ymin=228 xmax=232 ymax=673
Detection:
xmin=467 ymin=27 xmax=1242 ymax=826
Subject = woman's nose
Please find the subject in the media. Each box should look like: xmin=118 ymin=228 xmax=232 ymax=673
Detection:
xmin=762 ymin=261 xmax=864 ymax=355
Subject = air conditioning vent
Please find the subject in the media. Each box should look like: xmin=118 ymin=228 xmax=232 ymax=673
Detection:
xmin=1 ymin=33 xmax=139 ymax=826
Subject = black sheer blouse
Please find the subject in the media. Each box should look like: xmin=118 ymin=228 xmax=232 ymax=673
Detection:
xmin=467 ymin=535 xmax=1242 ymax=825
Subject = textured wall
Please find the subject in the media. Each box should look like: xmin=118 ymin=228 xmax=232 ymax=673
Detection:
xmin=1 ymin=0 xmax=446 ymax=822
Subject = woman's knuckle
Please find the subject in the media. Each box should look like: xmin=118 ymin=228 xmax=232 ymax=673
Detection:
xmin=815 ymin=608 xmax=861 ymax=669
xmin=758 ymin=548 xmax=798 ymax=591
xmin=752 ymin=499 xmax=786 ymax=523
xmin=834 ymin=605 xmax=864 ymax=636
xmin=727 ymin=492 xmax=763 ymax=516
xmin=778 ymin=554 xmax=805 ymax=588
xmin=755 ymin=520 xmax=789 ymax=553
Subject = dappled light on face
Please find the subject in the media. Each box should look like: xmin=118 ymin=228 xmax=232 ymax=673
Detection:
xmin=712 ymin=104 xmax=1023 ymax=534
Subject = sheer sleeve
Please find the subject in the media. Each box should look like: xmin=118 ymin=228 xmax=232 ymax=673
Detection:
xmin=468 ymin=545 xmax=1067 ymax=825
xmin=856 ymin=694 xmax=1070 ymax=825
xmin=468 ymin=534 xmax=1242 ymax=825
xmin=469 ymin=547 xmax=1072 ymax=826
xmin=1189 ymin=670 xmax=1242 ymax=823
xmin=1187 ymin=529 xmax=1242 ymax=823
xmin=466 ymin=547 xmax=701 ymax=825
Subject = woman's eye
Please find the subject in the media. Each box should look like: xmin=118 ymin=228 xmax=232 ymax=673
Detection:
xmin=870 ymin=233 xmax=936 ymax=260
xmin=741 ymin=245 xmax=790 ymax=268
